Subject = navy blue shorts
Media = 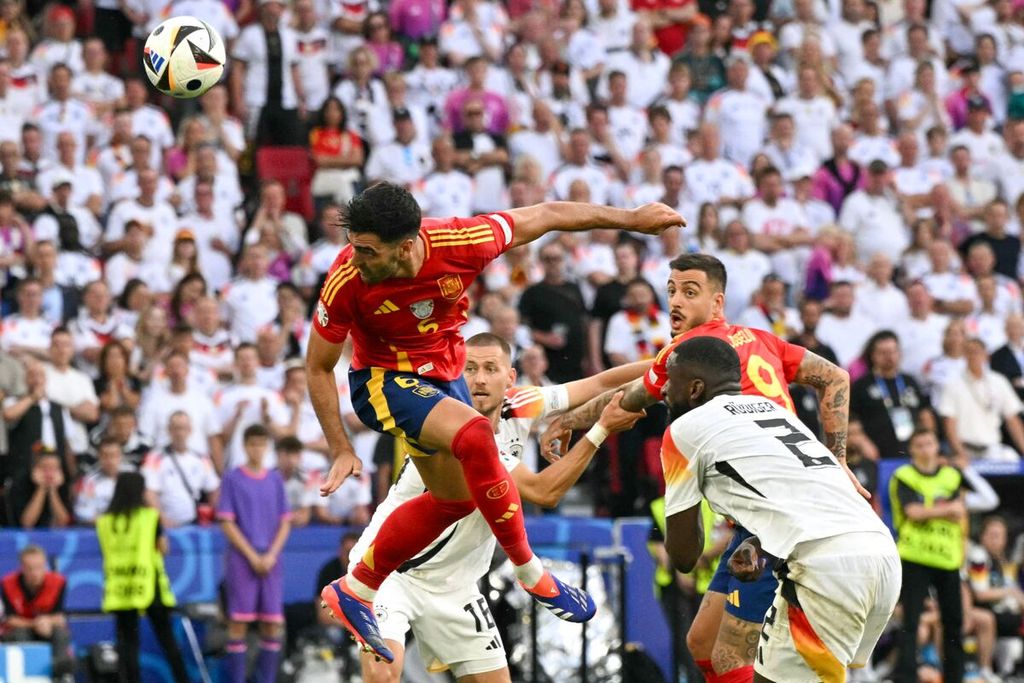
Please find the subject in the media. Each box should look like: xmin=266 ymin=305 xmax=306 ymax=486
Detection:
xmin=707 ymin=527 xmax=779 ymax=623
xmin=349 ymin=367 xmax=472 ymax=456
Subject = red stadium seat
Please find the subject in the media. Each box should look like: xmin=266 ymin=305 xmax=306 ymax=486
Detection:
xmin=255 ymin=146 xmax=315 ymax=222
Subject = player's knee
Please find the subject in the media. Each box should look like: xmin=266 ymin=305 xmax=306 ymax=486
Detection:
xmin=451 ymin=415 xmax=496 ymax=462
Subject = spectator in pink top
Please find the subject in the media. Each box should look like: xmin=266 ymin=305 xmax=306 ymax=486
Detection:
xmin=444 ymin=56 xmax=510 ymax=134
xmin=813 ymin=123 xmax=863 ymax=215
xmin=388 ymin=0 xmax=447 ymax=41
xmin=946 ymin=60 xmax=992 ymax=130
xmin=364 ymin=12 xmax=405 ymax=75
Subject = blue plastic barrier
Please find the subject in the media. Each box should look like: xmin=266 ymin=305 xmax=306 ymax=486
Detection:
xmin=0 ymin=518 xmax=672 ymax=680
xmin=0 ymin=643 xmax=51 ymax=681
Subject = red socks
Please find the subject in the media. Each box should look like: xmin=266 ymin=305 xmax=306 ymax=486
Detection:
xmin=451 ymin=415 xmax=533 ymax=565
xmin=696 ymin=660 xmax=717 ymax=682
xmin=717 ymin=665 xmax=754 ymax=683
xmin=351 ymin=492 xmax=475 ymax=590
xmin=694 ymin=662 xmax=753 ymax=683
xmin=350 ymin=415 xmax=533 ymax=591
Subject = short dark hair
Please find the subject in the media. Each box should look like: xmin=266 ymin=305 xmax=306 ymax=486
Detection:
xmin=243 ymin=424 xmax=271 ymax=442
xmin=342 ymin=182 xmax=421 ymax=243
xmin=668 ymin=253 xmax=727 ymax=292
xmin=235 ymin=342 xmax=257 ymax=357
xmin=466 ymin=332 xmax=512 ymax=359
xmin=97 ymin=437 xmax=122 ymax=452
xmin=668 ymin=336 xmax=742 ymax=385
xmin=275 ymin=436 xmax=303 ymax=453
xmin=908 ymin=427 xmax=935 ymax=444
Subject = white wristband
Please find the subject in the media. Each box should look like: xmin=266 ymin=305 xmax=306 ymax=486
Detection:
xmin=585 ymin=424 xmax=609 ymax=448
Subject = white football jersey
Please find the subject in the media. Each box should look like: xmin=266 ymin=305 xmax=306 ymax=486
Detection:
xmin=663 ymin=394 xmax=887 ymax=561
xmin=350 ymin=384 xmax=569 ymax=592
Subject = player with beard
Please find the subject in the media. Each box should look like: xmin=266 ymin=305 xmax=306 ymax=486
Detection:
xmin=659 ymin=336 xmax=899 ymax=683
xmin=542 ymin=253 xmax=862 ymax=683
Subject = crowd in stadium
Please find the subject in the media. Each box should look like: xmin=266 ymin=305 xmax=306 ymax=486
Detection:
xmin=1 ymin=0 xmax=1024 ymax=678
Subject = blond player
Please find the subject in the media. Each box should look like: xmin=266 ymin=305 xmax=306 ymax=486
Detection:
xmin=355 ymin=333 xmax=648 ymax=681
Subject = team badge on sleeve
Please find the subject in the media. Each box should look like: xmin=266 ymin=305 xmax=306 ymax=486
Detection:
xmin=410 ymin=300 xmax=434 ymax=319
xmin=437 ymin=274 xmax=464 ymax=300
xmin=316 ymin=301 xmax=329 ymax=326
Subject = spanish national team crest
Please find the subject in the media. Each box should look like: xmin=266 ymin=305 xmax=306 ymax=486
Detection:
xmin=437 ymin=274 xmax=463 ymax=300
xmin=410 ymin=300 xmax=434 ymax=319
xmin=316 ymin=301 xmax=328 ymax=326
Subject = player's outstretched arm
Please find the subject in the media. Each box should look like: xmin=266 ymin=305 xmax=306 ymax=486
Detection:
xmin=514 ymin=391 xmax=644 ymax=507
xmin=792 ymin=350 xmax=871 ymax=499
xmin=562 ymin=360 xmax=652 ymax=411
xmin=665 ymin=504 xmax=704 ymax=574
xmin=306 ymin=330 xmax=360 ymax=496
xmin=538 ymin=377 xmax=656 ymax=462
xmin=505 ymin=202 xmax=685 ymax=249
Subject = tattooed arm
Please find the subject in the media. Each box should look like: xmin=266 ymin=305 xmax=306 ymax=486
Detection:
xmin=792 ymin=350 xmax=870 ymax=499
xmin=538 ymin=377 xmax=656 ymax=461
xmin=793 ymin=350 xmax=850 ymax=461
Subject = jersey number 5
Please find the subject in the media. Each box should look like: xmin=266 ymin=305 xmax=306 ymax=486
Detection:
xmin=755 ymin=418 xmax=836 ymax=468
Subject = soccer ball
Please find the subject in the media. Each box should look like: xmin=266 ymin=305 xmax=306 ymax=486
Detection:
xmin=143 ymin=16 xmax=226 ymax=98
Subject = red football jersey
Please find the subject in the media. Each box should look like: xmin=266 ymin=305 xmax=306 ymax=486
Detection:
xmin=643 ymin=318 xmax=806 ymax=412
xmin=312 ymin=212 xmax=514 ymax=382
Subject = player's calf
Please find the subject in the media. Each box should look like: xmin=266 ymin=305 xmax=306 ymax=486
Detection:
xmin=360 ymin=641 xmax=405 ymax=683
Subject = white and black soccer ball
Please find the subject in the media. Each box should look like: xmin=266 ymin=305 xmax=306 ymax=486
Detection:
xmin=143 ymin=16 xmax=226 ymax=98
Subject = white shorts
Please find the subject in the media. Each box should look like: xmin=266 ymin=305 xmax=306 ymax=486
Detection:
xmin=374 ymin=573 xmax=507 ymax=678
xmin=755 ymin=532 xmax=902 ymax=683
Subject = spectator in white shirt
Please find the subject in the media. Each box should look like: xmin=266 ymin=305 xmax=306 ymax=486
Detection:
xmin=291 ymin=0 xmax=333 ymax=112
xmin=967 ymin=274 xmax=1010 ymax=352
xmin=922 ymin=239 xmax=978 ymax=316
xmin=33 ymin=64 xmax=94 ymax=166
xmin=718 ymin=220 xmax=772 ymax=320
xmin=684 ymin=123 xmax=755 ymax=209
xmin=36 ymin=132 xmax=103 ymax=215
xmin=939 ymin=338 xmax=1024 ymax=462
xmin=230 ymin=0 xmax=306 ymax=145
xmin=604 ymin=279 xmax=672 ymax=365
xmin=899 ymin=281 xmax=950 ymax=381
xmin=137 ymin=350 xmax=221 ymax=464
xmin=0 ymin=279 xmax=54 ymax=360
xmin=68 ymin=280 xmax=133 ymax=379
xmin=737 ymin=274 xmax=802 ymax=337
xmin=946 ymin=144 xmax=998 ymax=233
xmin=220 ymin=244 xmax=280 ymax=343
xmin=704 ymin=54 xmax=769 ymax=168
xmin=762 ymin=111 xmax=818 ymax=180
xmin=839 ymin=159 xmax=909 ymax=263
xmin=71 ymin=39 xmax=124 ymax=123
xmin=103 ymin=169 xmax=179 ymax=267
xmin=214 ymin=343 xmax=290 ymax=469
xmin=143 ymin=411 xmax=221 ymax=526
xmin=603 ymin=18 xmax=670 ymax=108
xmin=363 ymin=108 xmax=432 ymax=186
xmin=742 ymin=165 xmax=813 ymax=288
xmin=775 ymin=65 xmax=839 ymax=163
xmin=815 ymin=280 xmax=880 ymax=367
xmin=415 ymin=135 xmax=474 ymax=217
xmin=73 ymin=438 xmax=131 ymax=524
xmin=854 ymin=252 xmax=911 ymax=332
xmin=44 ymin=328 xmax=99 ymax=456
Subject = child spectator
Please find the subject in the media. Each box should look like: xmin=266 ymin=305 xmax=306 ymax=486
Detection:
xmin=217 ymin=424 xmax=291 ymax=683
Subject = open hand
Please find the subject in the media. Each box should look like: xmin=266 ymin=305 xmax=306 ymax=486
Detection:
xmin=320 ymin=450 xmax=361 ymax=496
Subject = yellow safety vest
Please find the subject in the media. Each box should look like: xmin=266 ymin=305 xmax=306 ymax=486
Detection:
xmin=649 ymin=498 xmax=720 ymax=596
xmin=96 ymin=507 xmax=176 ymax=612
xmin=889 ymin=464 xmax=964 ymax=571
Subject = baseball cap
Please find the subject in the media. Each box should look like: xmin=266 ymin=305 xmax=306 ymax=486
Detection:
xmin=175 ymin=228 xmax=196 ymax=241
xmin=49 ymin=169 xmax=74 ymax=188
xmin=748 ymin=31 xmax=777 ymax=51
xmin=49 ymin=5 xmax=75 ymax=22
xmin=725 ymin=51 xmax=752 ymax=67
xmin=967 ymin=95 xmax=990 ymax=112
xmin=785 ymin=163 xmax=816 ymax=182
xmin=393 ymin=106 xmax=412 ymax=121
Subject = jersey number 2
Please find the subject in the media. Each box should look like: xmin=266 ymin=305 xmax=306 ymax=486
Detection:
xmin=754 ymin=418 xmax=836 ymax=468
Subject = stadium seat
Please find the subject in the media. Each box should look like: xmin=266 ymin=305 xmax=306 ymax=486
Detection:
xmin=255 ymin=146 xmax=315 ymax=222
